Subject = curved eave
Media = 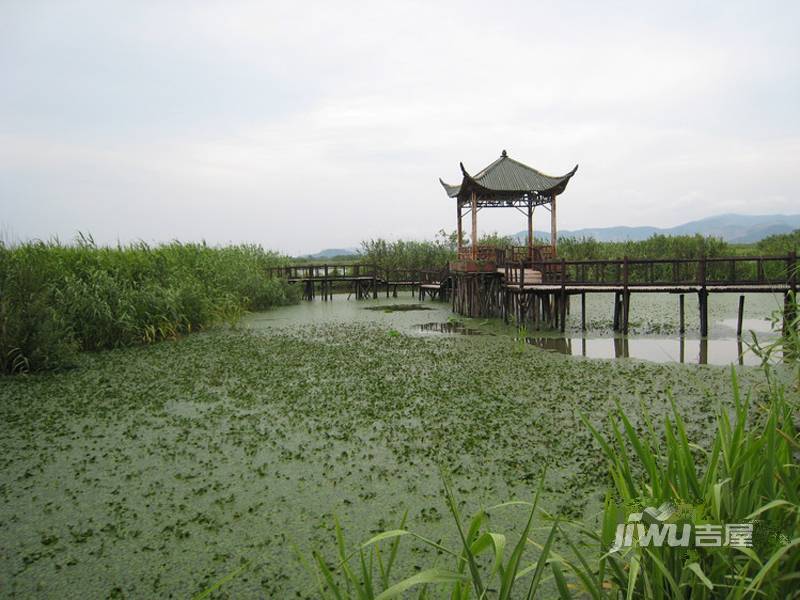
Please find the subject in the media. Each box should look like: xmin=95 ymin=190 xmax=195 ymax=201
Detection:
xmin=439 ymin=178 xmax=461 ymax=198
xmin=459 ymin=163 xmax=579 ymax=199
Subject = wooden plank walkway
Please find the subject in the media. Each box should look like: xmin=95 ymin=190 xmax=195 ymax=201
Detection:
xmin=268 ymin=253 xmax=797 ymax=337
xmin=454 ymin=252 xmax=798 ymax=336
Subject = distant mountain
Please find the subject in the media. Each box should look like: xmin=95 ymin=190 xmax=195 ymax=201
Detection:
xmin=514 ymin=213 xmax=800 ymax=244
xmin=303 ymin=247 xmax=360 ymax=259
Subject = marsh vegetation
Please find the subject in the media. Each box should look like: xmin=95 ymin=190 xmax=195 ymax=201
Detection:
xmin=1 ymin=235 xmax=797 ymax=598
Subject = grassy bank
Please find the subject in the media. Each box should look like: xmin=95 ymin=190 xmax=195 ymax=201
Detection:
xmin=0 ymin=238 xmax=298 ymax=374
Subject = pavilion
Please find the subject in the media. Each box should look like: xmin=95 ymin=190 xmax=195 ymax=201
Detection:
xmin=439 ymin=150 xmax=578 ymax=263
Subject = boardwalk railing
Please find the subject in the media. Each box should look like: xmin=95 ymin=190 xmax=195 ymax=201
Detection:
xmin=522 ymin=254 xmax=797 ymax=289
xmin=269 ymin=254 xmax=797 ymax=291
xmin=268 ymin=264 xmax=380 ymax=280
xmin=267 ymin=264 xmax=451 ymax=286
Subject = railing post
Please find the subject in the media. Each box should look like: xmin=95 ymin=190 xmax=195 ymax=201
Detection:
xmin=699 ymin=254 xmax=708 ymax=337
xmin=622 ymin=256 xmax=630 ymax=334
xmin=560 ymin=258 xmax=567 ymax=332
xmin=785 ymin=251 xmax=797 ymax=336
xmin=622 ymin=256 xmax=629 ymax=289
xmin=699 ymin=255 xmax=706 ymax=287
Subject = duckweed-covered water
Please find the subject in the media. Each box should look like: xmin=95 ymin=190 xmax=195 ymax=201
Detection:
xmin=0 ymin=291 xmax=786 ymax=597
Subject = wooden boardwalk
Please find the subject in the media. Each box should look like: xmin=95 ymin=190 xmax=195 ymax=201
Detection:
xmin=268 ymin=252 xmax=797 ymax=336
xmin=453 ymin=252 xmax=797 ymax=336
xmin=267 ymin=264 xmax=448 ymax=300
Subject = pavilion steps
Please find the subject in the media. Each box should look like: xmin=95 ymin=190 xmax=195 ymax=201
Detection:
xmin=498 ymin=268 xmax=543 ymax=284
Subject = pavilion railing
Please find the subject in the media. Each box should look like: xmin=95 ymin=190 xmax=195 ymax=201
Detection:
xmin=457 ymin=245 xmax=556 ymax=263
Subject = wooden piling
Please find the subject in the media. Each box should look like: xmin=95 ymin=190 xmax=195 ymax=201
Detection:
xmin=580 ymin=292 xmax=586 ymax=331
xmin=621 ymin=256 xmax=630 ymax=334
xmin=699 ymin=255 xmax=708 ymax=337
xmin=737 ymin=295 xmax=745 ymax=337
xmin=699 ymin=289 xmax=709 ymax=337
xmin=679 ymin=294 xmax=685 ymax=334
xmin=784 ymin=250 xmax=797 ymax=335
xmin=622 ymin=292 xmax=630 ymax=335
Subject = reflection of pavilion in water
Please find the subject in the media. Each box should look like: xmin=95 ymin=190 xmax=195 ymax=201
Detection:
xmin=525 ymin=335 xmax=747 ymax=366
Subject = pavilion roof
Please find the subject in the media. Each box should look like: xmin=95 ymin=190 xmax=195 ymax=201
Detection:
xmin=439 ymin=150 xmax=578 ymax=200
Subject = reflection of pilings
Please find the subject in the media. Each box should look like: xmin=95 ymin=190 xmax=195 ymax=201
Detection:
xmin=737 ymin=338 xmax=744 ymax=366
xmin=679 ymin=335 xmax=685 ymax=363
xmin=525 ymin=336 xmax=572 ymax=355
xmin=613 ymin=336 xmax=629 ymax=358
xmin=699 ymin=337 xmax=708 ymax=364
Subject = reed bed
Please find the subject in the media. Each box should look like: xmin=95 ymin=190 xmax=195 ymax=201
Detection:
xmin=0 ymin=237 xmax=298 ymax=373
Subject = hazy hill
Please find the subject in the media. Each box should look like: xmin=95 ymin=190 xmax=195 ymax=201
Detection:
xmin=303 ymin=247 xmax=360 ymax=259
xmin=303 ymin=214 xmax=800 ymax=257
xmin=514 ymin=213 xmax=800 ymax=244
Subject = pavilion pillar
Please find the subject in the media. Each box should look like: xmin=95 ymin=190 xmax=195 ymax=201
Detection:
xmin=456 ymin=200 xmax=463 ymax=255
xmin=550 ymin=194 xmax=557 ymax=250
xmin=527 ymin=202 xmax=534 ymax=261
xmin=471 ymin=191 xmax=478 ymax=260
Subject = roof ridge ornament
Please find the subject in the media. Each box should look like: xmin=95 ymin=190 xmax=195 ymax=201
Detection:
xmin=501 ymin=149 xmax=507 ymax=157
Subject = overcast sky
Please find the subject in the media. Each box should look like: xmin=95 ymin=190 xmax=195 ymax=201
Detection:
xmin=1 ymin=1 xmax=798 ymax=254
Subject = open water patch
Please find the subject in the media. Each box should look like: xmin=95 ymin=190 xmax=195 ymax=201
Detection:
xmin=415 ymin=322 xmax=491 ymax=336
xmin=363 ymin=304 xmax=433 ymax=313
xmin=523 ymin=334 xmax=771 ymax=366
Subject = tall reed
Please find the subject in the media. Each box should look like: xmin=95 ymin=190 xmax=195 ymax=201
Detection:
xmin=0 ymin=237 xmax=298 ymax=373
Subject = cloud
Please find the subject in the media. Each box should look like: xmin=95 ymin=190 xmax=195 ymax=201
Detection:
xmin=1 ymin=0 xmax=798 ymax=254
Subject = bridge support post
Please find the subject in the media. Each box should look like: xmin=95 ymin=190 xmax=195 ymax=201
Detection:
xmin=784 ymin=251 xmax=797 ymax=337
xmin=622 ymin=291 xmax=631 ymax=334
xmin=699 ymin=289 xmax=709 ymax=337
xmin=737 ymin=295 xmax=745 ymax=337
xmin=581 ymin=292 xmax=586 ymax=331
xmin=612 ymin=291 xmax=624 ymax=332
